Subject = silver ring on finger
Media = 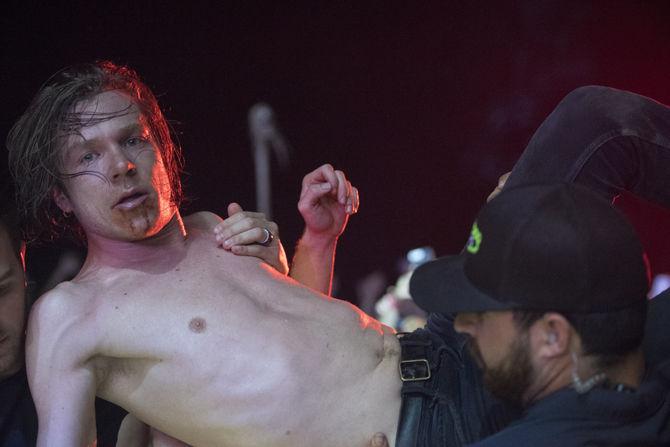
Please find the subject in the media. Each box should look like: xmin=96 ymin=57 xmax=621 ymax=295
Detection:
xmin=259 ymin=228 xmax=274 ymax=246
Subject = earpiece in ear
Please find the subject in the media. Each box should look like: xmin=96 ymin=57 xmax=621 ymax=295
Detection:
xmin=548 ymin=332 xmax=557 ymax=344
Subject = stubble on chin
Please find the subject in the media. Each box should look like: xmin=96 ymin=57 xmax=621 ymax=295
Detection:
xmin=467 ymin=335 xmax=533 ymax=409
xmin=114 ymin=196 xmax=162 ymax=239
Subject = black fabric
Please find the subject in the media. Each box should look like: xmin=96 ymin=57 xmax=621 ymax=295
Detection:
xmin=0 ymin=370 xmax=37 ymax=447
xmin=413 ymin=85 xmax=670 ymax=317
xmin=405 ymin=85 xmax=670 ymax=446
xmin=644 ymin=289 xmax=670 ymax=373
xmin=410 ymin=183 xmax=648 ymax=315
xmin=470 ymin=360 xmax=670 ymax=447
xmin=395 ymin=382 xmax=425 ymax=446
xmin=505 ymin=86 xmax=670 ymax=208
xmin=95 ymin=398 xmax=127 ymax=447
xmin=396 ymin=331 xmax=432 ymax=446
xmin=396 ymin=314 xmax=519 ymax=446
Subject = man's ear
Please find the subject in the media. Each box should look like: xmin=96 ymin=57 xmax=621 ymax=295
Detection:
xmin=52 ymin=187 xmax=73 ymax=214
xmin=530 ymin=312 xmax=573 ymax=359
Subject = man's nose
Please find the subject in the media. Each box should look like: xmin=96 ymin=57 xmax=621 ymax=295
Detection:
xmin=454 ymin=312 xmax=479 ymax=335
xmin=109 ymin=148 xmax=137 ymax=180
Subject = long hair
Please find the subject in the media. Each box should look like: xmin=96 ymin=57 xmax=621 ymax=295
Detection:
xmin=6 ymin=61 xmax=184 ymax=242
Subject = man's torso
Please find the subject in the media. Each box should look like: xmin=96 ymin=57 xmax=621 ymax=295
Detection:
xmin=49 ymin=215 xmax=401 ymax=446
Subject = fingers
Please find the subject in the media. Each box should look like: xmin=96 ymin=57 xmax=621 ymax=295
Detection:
xmin=218 ymin=224 xmax=278 ymax=248
xmin=336 ymin=171 xmax=359 ymax=215
xmin=229 ymin=243 xmax=269 ymax=258
xmin=370 ymin=432 xmax=389 ymax=447
xmin=214 ymin=207 xmax=278 ymax=248
xmin=300 ymin=164 xmax=359 ymax=213
xmin=221 ymin=202 xmax=269 ymax=227
xmin=346 ymin=186 xmax=360 ymax=214
xmin=219 ymin=227 xmax=271 ymax=248
xmin=217 ymin=203 xmax=289 ymax=275
xmin=486 ymin=171 xmax=512 ymax=203
xmin=334 ymin=169 xmax=349 ymax=204
xmin=301 ymin=163 xmax=339 ymax=199
xmin=230 ymin=241 xmax=289 ymax=275
xmin=498 ymin=171 xmax=511 ymax=188
xmin=227 ymin=202 xmax=243 ymax=216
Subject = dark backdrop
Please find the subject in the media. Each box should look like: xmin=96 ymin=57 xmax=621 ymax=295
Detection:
xmin=2 ymin=1 xmax=670 ymax=301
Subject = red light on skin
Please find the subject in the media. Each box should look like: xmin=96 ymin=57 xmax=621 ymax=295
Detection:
xmin=356 ymin=308 xmax=385 ymax=335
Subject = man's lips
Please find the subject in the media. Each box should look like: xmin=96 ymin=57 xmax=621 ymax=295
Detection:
xmin=114 ymin=192 xmax=148 ymax=210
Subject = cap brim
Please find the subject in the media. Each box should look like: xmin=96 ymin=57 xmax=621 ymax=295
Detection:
xmin=409 ymin=255 xmax=514 ymax=314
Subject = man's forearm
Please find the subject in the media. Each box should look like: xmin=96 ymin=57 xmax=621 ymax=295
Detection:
xmin=290 ymin=231 xmax=337 ymax=295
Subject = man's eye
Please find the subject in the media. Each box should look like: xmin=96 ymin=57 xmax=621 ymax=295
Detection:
xmin=80 ymin=153 xmax=96 ymax=164
xmin=126 ymin=136 xmax=146 ymax=147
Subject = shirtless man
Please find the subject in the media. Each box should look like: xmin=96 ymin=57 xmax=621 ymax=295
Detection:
xmin=8 ymin=62 xmax=401 ymax=446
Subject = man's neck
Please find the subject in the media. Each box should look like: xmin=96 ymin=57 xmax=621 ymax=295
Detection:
xmin=81 ymin=212 xmax=188 ymax=273
xmin=600 ymin=349 xmax=645 ymax=388
xmin=522 ymin=355 xmax=572 ymax=406
xmin=524 ymin=349 xmax=645 ymax=406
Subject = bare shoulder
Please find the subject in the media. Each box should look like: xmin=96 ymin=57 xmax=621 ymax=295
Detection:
xmin=183 ymin=211 xmax=223 ymax=232
xmin=29 ymin=281 xmax=91 ymax=330
xmin=26 ymin=282 xmax=99 ymax=365
xmin=25 ymin=283 xmax=100 ymax=443
xmin=28 ymin=283 xmax=79 ymax=337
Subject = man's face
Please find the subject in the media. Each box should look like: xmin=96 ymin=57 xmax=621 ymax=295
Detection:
xmin=0 ymin=226 xmax=26 ymax=381
xmin=54 ymin=90 xmax=176 ymax=241
xmin=455 ymin=311 xmax=534 ymax=408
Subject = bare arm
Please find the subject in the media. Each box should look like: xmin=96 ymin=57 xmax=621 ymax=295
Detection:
xmin=291 ymin=230 xmax=337 ymax=294
xmin=26 ymin=290 xmax=98 ymax=446
xmin=290 ymin=164 xmax=359 ymax=295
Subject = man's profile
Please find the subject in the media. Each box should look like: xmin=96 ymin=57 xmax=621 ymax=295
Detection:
xmin=409 ymin=183 xmax=670 ymax=446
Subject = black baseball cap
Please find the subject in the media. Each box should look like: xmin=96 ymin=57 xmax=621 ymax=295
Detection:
xmin=410 ymin=183 xmax=650 ymax=314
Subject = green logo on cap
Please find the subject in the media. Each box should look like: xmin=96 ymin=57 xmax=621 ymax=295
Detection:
xmin=466 ymin=222 xmax=482 ymax=254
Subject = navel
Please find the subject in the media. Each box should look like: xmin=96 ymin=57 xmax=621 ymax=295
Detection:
xmin=188 ymin=317 xmax=207 ymax=333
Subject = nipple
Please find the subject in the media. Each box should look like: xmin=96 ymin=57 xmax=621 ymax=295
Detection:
xmin=189 ymin=317 xmax=207 ymax=333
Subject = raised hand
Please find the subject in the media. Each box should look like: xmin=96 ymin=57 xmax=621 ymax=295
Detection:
xmin=298 ymin=163 xmax=360 ymax=241
xmin=214 ymin=202 xmax=288 ymax=275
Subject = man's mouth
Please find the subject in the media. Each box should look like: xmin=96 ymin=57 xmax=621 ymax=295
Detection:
xmin=115 ymin=192 xmax=148 ymax=210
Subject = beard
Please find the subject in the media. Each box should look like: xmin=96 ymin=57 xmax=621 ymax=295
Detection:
xmin=468 ymin=332 xmax=534 ymax=408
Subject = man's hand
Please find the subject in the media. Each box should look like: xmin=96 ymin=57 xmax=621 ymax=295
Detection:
xmin=486 ymin=171 xmax=511 ymax=202
xmin=290 ymin=164 xmax=359 ymax=294
xmin=214 ymin=202 xmax=289 ymax=275
xmin=369 ymin=432 xmax=389 ymax=447
xmin=298 ymin=163 xmax=360 ymax=241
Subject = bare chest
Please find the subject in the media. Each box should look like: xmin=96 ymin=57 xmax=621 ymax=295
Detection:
xmin=81 ymin=243 xmax=399 ymax=445
xmin=90 ymin=246 xmax=274 ymax=364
